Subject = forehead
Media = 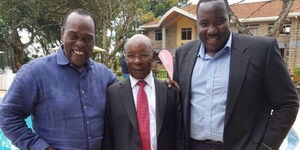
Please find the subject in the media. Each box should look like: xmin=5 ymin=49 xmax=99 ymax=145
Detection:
xmin=197 ymin=1 xmax=228 ymax=18
xmin=126 ymin=42 xmax=149 ymax=53
xmin=64 ymin=13 xmax=95 ymax=33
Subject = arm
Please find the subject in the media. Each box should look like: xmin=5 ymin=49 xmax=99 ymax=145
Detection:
xmin=102 ymin=87 xmax=113 ymax=150
xmin=173 ymin=47 xmax=180 ymax=83
xmin=174 ymin=88 xmax=184 ymax=150
xmin=259 ymin=39 xmax=299 ymax=150
xmin=0 ymin=65 xmax=49 ymax=150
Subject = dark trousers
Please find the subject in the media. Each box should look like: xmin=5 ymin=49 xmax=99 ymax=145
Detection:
xmin=191 ymin=139 xmax=224 ymax=150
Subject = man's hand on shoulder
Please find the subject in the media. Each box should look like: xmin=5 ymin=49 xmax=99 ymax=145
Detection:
xmin=164 ymin=78 xmax=180 ymax=90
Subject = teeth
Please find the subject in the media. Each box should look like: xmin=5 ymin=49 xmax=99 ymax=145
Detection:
xmin=74 ymin=50 xmax=84 ymax=55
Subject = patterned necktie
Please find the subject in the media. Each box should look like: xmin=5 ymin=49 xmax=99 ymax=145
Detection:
xmin=137 ymin=80 xmax=151 ymax=150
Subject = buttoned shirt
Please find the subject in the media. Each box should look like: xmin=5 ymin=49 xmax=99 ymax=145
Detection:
xmin=0 ymin=46 xmax=117 ymax=150
xmin=190 ymin=33 xmax=232 ymax=142
xmin=129 ymin=72 xmax=157 ymax=150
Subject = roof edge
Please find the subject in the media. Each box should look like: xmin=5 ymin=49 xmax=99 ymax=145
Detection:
xmin=239 ymin=12 xmax=300 ymax=23
xmin=140 ymin=6 xmax=196 ymax=29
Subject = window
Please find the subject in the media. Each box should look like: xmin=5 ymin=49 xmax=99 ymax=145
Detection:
xmin=245 ymin=24 xmax=259 ymax=36
xmin=181 ymin=28 xmax=192 ymax=40
xmin=281 ymin=24 xmax=291 ymax=34
xmin=155 ymin=30 xmax=162 ymax=41
xmin=268 ymin=23 xmax=291 ymax=34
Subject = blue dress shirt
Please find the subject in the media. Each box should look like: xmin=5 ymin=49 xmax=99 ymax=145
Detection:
xmin=190 ymin=33 xmax=232 ymax=142
xmin=0 ymin=47 xmax=117 ymax=150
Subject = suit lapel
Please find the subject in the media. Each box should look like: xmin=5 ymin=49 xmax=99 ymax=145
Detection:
xmin=155 ymin=78 xmax=167 ymax=136
xmin=119 ymin=78 xmax=138 ymax=131
xmin=181 ymin=41 xmax=201 ymax=135
xmin=225 ymin=33 xmax=250 ymax=126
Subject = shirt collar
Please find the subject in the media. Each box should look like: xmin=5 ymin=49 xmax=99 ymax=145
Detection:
xmin=198 ymin=32 xmax=232 ymax=59
xmin=56 ymin=45 xmax=93 ymax=69
xmin=129 ymin=72 xmax=154 ymax=88
xmin=57 ymin=46 xmax=69 ymax=65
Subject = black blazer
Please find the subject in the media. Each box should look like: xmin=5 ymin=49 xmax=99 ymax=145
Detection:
xmin=102 ymin=78 xmax=184 ymax=150
xmin=173 ymin=33 xmax=299 ymax=150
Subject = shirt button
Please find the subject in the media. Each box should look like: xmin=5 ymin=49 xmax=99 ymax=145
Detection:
xmin=88 ymin=136 xmax=91 ymax=140
xmin=87 ymin=121 xmax=90 ymax=124
xmin=81 ymin=90 xmax=85 ymax=94
xmin=84 ymin=106 xmax=87 ymax=109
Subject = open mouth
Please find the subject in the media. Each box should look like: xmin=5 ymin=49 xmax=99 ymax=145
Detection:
xmin=73 ymin=50 xmax=85 ymax=56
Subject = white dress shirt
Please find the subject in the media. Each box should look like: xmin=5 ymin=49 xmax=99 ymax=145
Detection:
xmin=129 ymin=72 xmax=157 ymax=150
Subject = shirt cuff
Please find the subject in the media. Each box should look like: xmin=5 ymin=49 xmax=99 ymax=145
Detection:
xmin=31 ymin=138 xmax=50 ymax=150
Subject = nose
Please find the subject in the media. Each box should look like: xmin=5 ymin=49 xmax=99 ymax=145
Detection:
xmin=207 ymin=25 xmax=218 ymax=35
xmin=75 ymin=39 xmax=85 ymax=48
xmin=133 ymin=56 xmax=142 ymax=64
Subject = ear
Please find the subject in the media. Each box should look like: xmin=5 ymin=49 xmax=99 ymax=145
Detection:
xmin=60 ymin=27 xmax=65 ymax=42
xmin=151 ymin=51 xmax=155 ymax=62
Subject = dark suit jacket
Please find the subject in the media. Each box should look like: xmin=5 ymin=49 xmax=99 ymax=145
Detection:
xmin=102 ymin=77 xmax=184 ymax=150
xmin=173 ymin=33 xmax=299 ymax=150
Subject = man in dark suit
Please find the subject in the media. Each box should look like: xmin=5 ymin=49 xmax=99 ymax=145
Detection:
xmin=173 ymin=0 xmax=299 ymax=150
xmin=103 ymin=34 xmax=183 ymax=150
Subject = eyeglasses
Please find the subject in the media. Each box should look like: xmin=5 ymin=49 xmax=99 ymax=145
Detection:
xmin=124 ymin=52 xmax=152 ymax=60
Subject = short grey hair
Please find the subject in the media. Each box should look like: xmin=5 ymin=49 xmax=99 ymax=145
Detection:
xmin=124 ymin=34 xmax=153 ymax=52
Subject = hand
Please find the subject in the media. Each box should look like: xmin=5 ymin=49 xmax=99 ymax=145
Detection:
xmin=46 ymin=147 xmax=56 ymax=150
xmin=164 ymin=78 xmax=180 ymax=90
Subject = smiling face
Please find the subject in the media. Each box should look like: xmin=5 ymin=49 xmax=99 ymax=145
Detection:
xmin=197 ymin=1 xmax=230 ymax=55
xmin=124 ymin=36 xmax=153 ymax=79
xmin=61 ymin=12 xmax=95 ymax=68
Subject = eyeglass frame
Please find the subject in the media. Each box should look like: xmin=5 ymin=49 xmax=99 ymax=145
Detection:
xmin=123 ymin=51 xmax=154 ymax=61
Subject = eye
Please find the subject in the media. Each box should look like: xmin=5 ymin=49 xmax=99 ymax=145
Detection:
xmin=84 ymin=37 xmax=94 ymax=43
xmin=126 ymin=54 xmax=135 ymax=59
xmin=217 ymin=20 xmax=225 ymax=25
xmin=199 ymin=22 xmax=207 ymax=27
xmin=67 ymin=33 xmax=77 ymax=40
xmin=216 ymin=18 xmax=227 ymax=25
xmin=140 ymin=53 xmax=151 ymax=59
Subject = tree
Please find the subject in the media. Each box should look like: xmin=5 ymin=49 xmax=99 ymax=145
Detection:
xmin=225 ymin=0 xmax=295 ymax=38
xmin=0 ymin=0 xmax=70 ymax=70
xmin=0 ymin=0 xmax=189 ymax=71
xmin=146 ymin=0 xmax=189 ymax=17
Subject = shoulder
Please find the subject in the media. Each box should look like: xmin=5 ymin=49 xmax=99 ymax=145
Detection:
xmin=154 ymin=79 xmax=178 ymax=94
xmin=233 ymin=33 xmax=278 ymax=57
xmin=17 ymin=54 xmax=56 ymax=76
xmin=90 ymin=60 xmax=117 ymax=81
xmin=108 ymin=78 xmax=128 ymax=92
xmin=175 ymin=40 xmax=200 ymax=55
xmin=233 ymin=32 xmax=276 ymax=46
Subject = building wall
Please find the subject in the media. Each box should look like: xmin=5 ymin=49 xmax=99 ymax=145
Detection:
xmin=144 ymin=29 xmax=163 ymax=50
xmin=143 ymin=16 xmax=300 ymax=72
xmin=166 ymin=24 xmax=178 ymax=54
xmin=288 ymin=17 xmax=300 ymax=71
xmin=176 ymin=17 xmax=197 ymax=47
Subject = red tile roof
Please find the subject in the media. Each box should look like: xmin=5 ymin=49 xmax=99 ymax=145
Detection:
xmin=231 ymin=0 xmax=300 ymax=18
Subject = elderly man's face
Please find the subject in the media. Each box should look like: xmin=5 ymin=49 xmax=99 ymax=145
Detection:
xmin=125 ymin=42 xmax=153 ymax=79
xmin=197 ymin=1 xmax=230 ymax=54
xmin=61 ymin=12 xmax=95 ymax=68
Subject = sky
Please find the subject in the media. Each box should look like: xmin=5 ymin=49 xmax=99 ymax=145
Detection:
xmin=189 ymin=0 xmax=269 ymax=5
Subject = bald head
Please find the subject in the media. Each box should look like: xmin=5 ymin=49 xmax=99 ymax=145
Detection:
xmin=124 ymin=34 xmax=153 ymax=53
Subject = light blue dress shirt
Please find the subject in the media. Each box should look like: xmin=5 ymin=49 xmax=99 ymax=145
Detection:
xmin=190 ymin=33 xmax=232 ymax=142
xmin=0 ymin=47 xmax=117 ymax=150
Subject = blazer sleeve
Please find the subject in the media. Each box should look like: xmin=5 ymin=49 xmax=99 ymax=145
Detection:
xmin=102 ymin=87 xmax=113 ymax=150
xmin=258 ymin=38 xmax=299 ymax=150
xmin=176 ymin=90 xmax=185 ymax=150
xmin=173 ymin=47 xmax=181 ymax=83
